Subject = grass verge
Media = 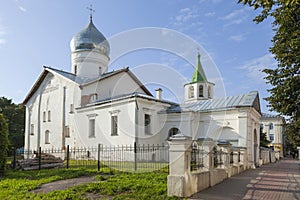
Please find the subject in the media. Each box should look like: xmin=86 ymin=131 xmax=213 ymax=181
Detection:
xmin=0 ymin=167 xmax=181 ymax=200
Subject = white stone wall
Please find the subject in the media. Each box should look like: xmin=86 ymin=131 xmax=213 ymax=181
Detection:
xmin=24 ymin=71 xmax=81 ymax=152
xmin=81 ymin=71 xmax=146 ymax=105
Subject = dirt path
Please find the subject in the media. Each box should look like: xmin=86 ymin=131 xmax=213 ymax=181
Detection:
xmin=34 ymin=176 xmax=97 ymax=194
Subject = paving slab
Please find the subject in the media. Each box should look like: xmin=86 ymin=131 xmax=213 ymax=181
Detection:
xmin=190 ymin=159 xmax=300 ymax=200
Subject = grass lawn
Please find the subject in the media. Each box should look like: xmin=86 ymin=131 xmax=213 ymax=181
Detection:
xmin=0 ymin=167 xmax=181 ymax=200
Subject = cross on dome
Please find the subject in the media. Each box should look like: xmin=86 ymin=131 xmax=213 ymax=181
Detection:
xmin=87 ymin=4 xmax=95 ymax=21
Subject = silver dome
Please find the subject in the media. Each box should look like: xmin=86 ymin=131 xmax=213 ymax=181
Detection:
xmin=70 ymin=19 xmax=110 ymax=56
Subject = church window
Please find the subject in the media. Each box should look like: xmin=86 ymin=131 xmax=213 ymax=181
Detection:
xmin=269 ymin=134 xmax=274 ymax=141
xmin=199 ymin=85 xmax=204 ymax=97
xmin=144 ymin=114 xmax=151 ymax=135
xmin=89 ymin=119 xmax=95 ymax=138
xmin=65 ymin=126 xmax=70 ymax=138
xmin=168 ymin=127 xmax=179 ymax=138
xmin=43 ymin=112 xmax=46 ymax=122
xmin=45 ymin=130 xmax=50 ymax=144
xmin=269 ymin=123 xmax=274 ymax=130
xmin=208 ymin=86 xmax=211 ymax=98
xmin=99 ymin=67 xmax=102 ymax=76
xmin=48 ymin=111 xmax=51 ymax=122
xmin=111 ymin=115 xmax=118 ymax=136
xmin=74 ymin=65 xmax=77 ymax=75
xmin=70 ymin=104 xmax=74 ymax=114
xmin=30 ymin=124 xmax=34 ymax=135
xmin=90 ymin=93 xmax=98 ymax=103
xmin=189 ymin=86 xmax=194 ymax=98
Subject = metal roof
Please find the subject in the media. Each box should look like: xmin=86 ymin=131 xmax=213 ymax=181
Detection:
xmin=77 ymin=92 xmax=178 ymax=110
xmin=163 ymin=91 xmax=260 ymax=113
xmin=261 ymin=113 xmax=283 ymax=119
xmin=70 ymin=18 xmax=110 ymax=56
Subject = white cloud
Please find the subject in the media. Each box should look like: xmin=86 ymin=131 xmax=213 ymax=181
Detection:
xmin=0 ymin=39 xmax=5 ymax=45
xmin=222 ymin=9 xmax=244 ymax=20
xmin=229 ymin=34 xmax=246 ymax=42
xmin=175 ymin=7 xmax=198 ymax=24
xmin=239 ymin=53 xmax=277 ymax=84
xmin=18 ymin=5 xmax=27 ymax=12
xmin=14 ymin=0 xmax=27 ymax=12
xmin=220 ymin=9 xmax=248 ymax=26
xmin=199 ymin=0 xmax=222 ymax=4
xmin=204 ymin=12 xmax=215 ymax=17
xmin=0 ymin=23 xmax=6 ymax=46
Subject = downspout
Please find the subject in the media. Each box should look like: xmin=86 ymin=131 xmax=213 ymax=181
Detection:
xmin=37 ymin=94 xmax=42 ymax=150
xmin=27 ymin=107 xmax=31 ymax=158
xmin=62 ymin=87 xmax=66 ymax=150
xmin=134 ymin=97 xmax=139 ymax=171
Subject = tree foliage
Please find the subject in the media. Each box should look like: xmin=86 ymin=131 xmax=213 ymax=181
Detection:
xmin=260 ymin=130 xmax=271 ymax=148
xmin=0 ymin=113 xmax=9 ymax=175
xmin=0 ymin=97 xmax=25 ymax=148
xmin=238 ymin=0 xmax=300 ymax=149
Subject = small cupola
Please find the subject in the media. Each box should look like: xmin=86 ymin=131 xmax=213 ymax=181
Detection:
xmin=184 ymin=53 xmax=215 ymax=103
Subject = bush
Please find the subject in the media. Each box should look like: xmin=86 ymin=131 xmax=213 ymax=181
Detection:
xmin=0 ymin=113 xmax=9 ymax=175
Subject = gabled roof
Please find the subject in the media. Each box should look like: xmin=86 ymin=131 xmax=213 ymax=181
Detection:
xmin=23 ymin=66 xmax=153 ymax=105
xmin=80 ymin=67 xmax=153 ymax=96
xmin=162 ymin=91 xmax=261 ymax=113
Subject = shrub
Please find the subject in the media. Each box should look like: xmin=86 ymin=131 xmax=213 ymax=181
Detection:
xmin=0 ymin=113 xmax=9 ymax=175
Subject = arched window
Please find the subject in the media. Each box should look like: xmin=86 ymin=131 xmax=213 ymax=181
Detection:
xmin=74 ymin=65 xmax=77 ymax=75
xmin=208 ymin=86 xmax=211 ymax=98
xmin=45 ymin=130 xmax=50 ymax=144
xmin=189 ymin=86 xmax=194 ymax=98
xmin=269 ymin=123 xmax=274 ymax=130
xmin=168 ymin=127 xmax=179 ymax=138
xmin=90 ymin=93 xmax=98 ymax=103
xmin=199 ymin=85 xmax=203 ymax=97
xmin=144 ymin=114 xmax=151 ymax=135
xmin=48 ymin=111 xmax=51 ymax=122
xmin=99 ymin=67 xmax=102 ymax=76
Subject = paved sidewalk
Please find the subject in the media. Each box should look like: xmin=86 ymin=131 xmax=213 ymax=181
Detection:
xmin=190 ymin=159 xmax=300 ymax=200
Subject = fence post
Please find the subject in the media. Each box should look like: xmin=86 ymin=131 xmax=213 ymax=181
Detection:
xmin=134 ymin=142 xmax=137 ymax=171
xmin=38 ymin=147 xmax=41 ymax=170
xmin=66 ymin=145 xmax=69 ymax=169
xmin=98 ymin=143 xmax=101 ymax=171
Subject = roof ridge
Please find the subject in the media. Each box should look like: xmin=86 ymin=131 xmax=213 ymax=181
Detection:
xmin=44 ymin=66 xmax=76 ymax=76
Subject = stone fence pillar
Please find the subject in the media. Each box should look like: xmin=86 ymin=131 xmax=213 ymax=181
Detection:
xmin=239 ymin=147 xmax=247 ymax=170
xmin=197 ymin=138 xmax=215 ymax=171
xmin=167 ymin=133 xmax=192 ymax=197
xmin=217 ymin=140 xmax=231 ymax=170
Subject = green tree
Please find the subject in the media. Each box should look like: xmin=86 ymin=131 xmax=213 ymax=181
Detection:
xmin=0 ymin=97 xmax=25 ymax=148
xmin=260 ymin=130 xmax=271 ymax=148
xmin=238 ymin=0 xmax=300 ymax=149
xmin=0 ymin=113 xmax=9 ymax=175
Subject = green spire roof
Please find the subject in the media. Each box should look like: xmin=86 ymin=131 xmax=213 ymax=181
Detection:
xmin=191 ymin=53 xmax=207 ymax=83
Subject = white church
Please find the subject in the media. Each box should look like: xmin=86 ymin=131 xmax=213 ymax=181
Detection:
xmin=23 ymin=16 xmax=261 ymax=167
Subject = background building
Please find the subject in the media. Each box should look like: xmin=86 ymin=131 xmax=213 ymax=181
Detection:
xmin=260 ymin=113 xmax=285 ymax=157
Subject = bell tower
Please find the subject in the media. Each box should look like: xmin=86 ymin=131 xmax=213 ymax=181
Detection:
xmin=184 ymin=53 xmax=215 ymax=103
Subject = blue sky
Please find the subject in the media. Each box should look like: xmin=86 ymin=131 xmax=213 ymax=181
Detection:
xmin=0 ymin=0 xmax=276 ymax=113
